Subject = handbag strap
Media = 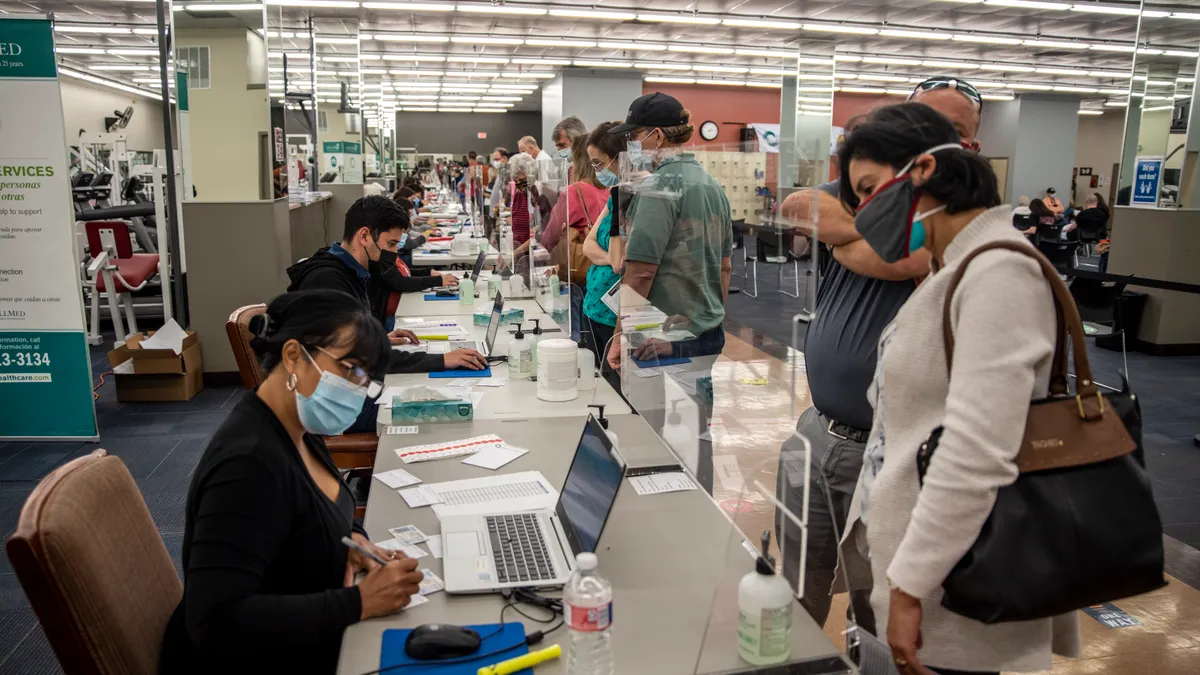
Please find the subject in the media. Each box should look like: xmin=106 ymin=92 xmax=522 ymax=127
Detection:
xmin=574 ymin=183 xmax=593 ymax=226
xmin=941 ymin=241 xmax=1102 ymax=418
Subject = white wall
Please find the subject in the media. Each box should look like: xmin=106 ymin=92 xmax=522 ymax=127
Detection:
xmin=60 ymin=79 xmax=165 ymax=152
xmin=177 ymin=27 xmax=269 ymax=201
xmin=1010 ymin=95 xmax=1081 ymax=207
xmin=561 ymin=71 xmax=643 ymax=136
xmin=976 ymin=99 xmax=1020 ymax=202
xmin=1073 ymin=112 xmax=1125 ymax=205
xmin=540 ymin=76 xmax=563 ymax=150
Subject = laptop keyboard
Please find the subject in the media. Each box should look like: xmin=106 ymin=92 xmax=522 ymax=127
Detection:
xmin=486 ymin=514 xmax=555 ymax=583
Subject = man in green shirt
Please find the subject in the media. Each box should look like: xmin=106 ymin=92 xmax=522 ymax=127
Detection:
xmin=607 ymin=93 xmax=733 ymax=369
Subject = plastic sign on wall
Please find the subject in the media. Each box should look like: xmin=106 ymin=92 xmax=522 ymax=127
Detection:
xmin=1132 ymin=156 xmax=1162 ymax=206
xmin=322 ymin=140 xmax=363 ymax=183
xmin=0 ymin=16 xmax=98 ymax=439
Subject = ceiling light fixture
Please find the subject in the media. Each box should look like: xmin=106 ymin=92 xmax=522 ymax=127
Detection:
xmin=980 ymin=63 xmax=1035 ymax=72
xmin=922 ymin=60 xmax=978 ymax=69
xmin=736 ymin=48 xmax=794 ymax=58
xmin=1070 ymin=4 xmax=1140 ymax=16
xmin=525 ymin=38 xmax=597 ymax=48
xmin=692 ymin=65 xmax=749 ymax=73
xmin=265 ymin=0 xmax=360 ymax=7
xmin=636 ymin=13 xmax=720 ymax=26
xmin=1036 ymin=67 xmax=1087 ymax=75
xmin=59 ymin=66 xmax=160 ymax=100
xmin=634 ymin=62 xmax=692 ymax=70
xmin=446 ymin=55 xmax=509 ymax=64
xmin=1098 ymin=88 xmax=1129 ymax=95
xmin=853 ymin=74 xmax=910 ymax=82
xmin=953 ymin=34 xmax=1022 ymax=45
xmin=512 ymin=58 xmax=572 ymax=66
xmin=381 ymin=54 xmax=447 ymax=61
xmin=722 ymin=18 xmax=801 ymax=30
xmin=1164 ymin=50 xmax=1200 ymax=57
xmin=55 ymin=25 xmax=131 ymax=34
xmin=314 ymin=36 xmax=360 ymax=45
xmin=1104 ymin=100 xmax=1128 ymax=107
xmin=880 ymin=29 xmax=951 ymax=40
xmin=749 ymin=67 xmax=790 ymax=76
xmin=89 ymin=64 xmax=150 ymax=71
xmin=457 ymin=3 xmax=547 ymax=16
xmin=451 ymin=36 xmax=522 ymax=45
xmin=573 ymin=60 xmax=634 ymax=68
xmin=597 ymin=41 xmax=667 ymax=51
xmin=802 ymin=23 xmax=879 ymax=35
xmin=372 ymin=33 xmax=450 ymax=42
xmin=56 ymin=47 xmax=107 ymax=55
xmin=862 ymin=56 xmax=923 ymax=66
xmin=981 ymin=93 xmax=1015 ymax=100
xmin=697 ymin=79 xmax=747 ymax=86
xmin=1089 ymin=70 xmax=1128 ymax=78
xmin=1078 ymin=109 xmax=1104 ymax=115
xmin=182 ymin=2 xmax=263 ymax=10
xmin=839 ymin=86 xmax=888 ymax=94
xmin=1054 ymin=85 xmax=1100 ymax=92
xmin=644 ymin=76 xmax=697 ymax=83
xmin=1023 ymin=39 xmax=1088 ymax=49
xmin=549 ymin=9 xmax=636 ymax=20
xmin=746 ymin=81 xmax=782 ymax=88
xmin=1009 ymin=83 xmax=1052 ymax=90
xmin=363 ymin=2 xmax=455 ymax=10
xmin=667 ymin=45 xmax=735 ymax=55
xmin=987 ymin=0 xmax=1070 ymax=9
xmin=502 ymin=71 xmax=556 ymax=78
xmin=1090 ymin=44 xmax=1136 ymax=52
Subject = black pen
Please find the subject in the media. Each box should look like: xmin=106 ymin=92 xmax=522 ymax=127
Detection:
xmin=341 ymin=536 xmax=391 ymax=566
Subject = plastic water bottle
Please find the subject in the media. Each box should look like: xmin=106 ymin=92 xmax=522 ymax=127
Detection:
xmin=564 ymin=552 xmax=613 ymax=675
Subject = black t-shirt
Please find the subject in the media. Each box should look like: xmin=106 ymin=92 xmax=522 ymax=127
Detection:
xmin=802 ymin=182 xmax=916 ymax=430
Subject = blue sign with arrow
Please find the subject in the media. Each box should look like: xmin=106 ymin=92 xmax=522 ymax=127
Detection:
xmin=1132 ymin=157 xmax=1162 ymax=205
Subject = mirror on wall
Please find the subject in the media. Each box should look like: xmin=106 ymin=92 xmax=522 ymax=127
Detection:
xmin=269 ymin=6 xmax=317 ymax=196
xmin=173 ymin=1 xmax=271 ymax=202
xmin=313 ymin=18 xmax=363 ymax=186
xmin=1116 ymin=2 xmax=1197 ymax=208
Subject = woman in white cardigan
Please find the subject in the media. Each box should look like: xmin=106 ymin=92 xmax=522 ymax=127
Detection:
xmin=835 ymin=103 xmax=1080 ymax=675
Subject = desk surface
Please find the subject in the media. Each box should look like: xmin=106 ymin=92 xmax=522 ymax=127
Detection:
xmin=337 ymin=416 xmax=848 ymax=675
xmin=377 ymin=303 xmax=629 ymax=428
xmin=395 ymin=293 xmax=545 ymax=319
xmin=413 ymin=244 xmax=499 ymax=267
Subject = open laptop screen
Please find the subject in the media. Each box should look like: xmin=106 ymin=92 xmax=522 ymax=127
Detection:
xmin=556 ymin=416 xmax=625 ymax=555
xmin=483 ymin=290 xmax=503 ymax=353
xmin=469 ymin=249 xmax=486 ymax=280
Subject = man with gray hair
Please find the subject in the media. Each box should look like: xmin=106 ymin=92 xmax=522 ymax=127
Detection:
xmin=551 ymin=116 xmax=588 ymax=158
xmin=517 ymin=136 xmax=548 ymax=162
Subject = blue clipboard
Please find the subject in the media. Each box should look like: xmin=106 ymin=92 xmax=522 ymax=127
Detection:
xmin=631 ymin=355 xmax=692 ymax=369
xmin=379 ymin=623 xmax=530 ymax=675
xmin=424 ymin=293 xmax=460 ymax=301
xmin=429 ymin=366 xmax=492 ymax=378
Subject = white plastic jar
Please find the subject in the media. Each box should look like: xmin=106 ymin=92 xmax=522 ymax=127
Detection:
xmin=536 ymin=338 xmax=579 ymax=402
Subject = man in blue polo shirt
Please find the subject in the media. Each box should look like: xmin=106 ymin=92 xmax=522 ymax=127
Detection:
xmin=774 ymin=78 xmax=986 ymax=635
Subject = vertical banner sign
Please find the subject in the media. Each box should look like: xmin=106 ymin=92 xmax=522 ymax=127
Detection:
xmin=342 ymin=140 xmax=363 ymax=183
xmin=322 ymin=140 xmax=344 ymax=182
xmin=0 ymin=17 xmax=99 ymax=440
xmin=177 ymin=70 xmax=193 ymax=203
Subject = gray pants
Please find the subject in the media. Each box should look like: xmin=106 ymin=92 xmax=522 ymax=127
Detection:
xmin=774 ymin=406 xmax=876 ymax=634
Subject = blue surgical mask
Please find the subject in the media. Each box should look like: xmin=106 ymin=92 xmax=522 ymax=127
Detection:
xmin=597 ymin=167 xmax=619 ymax=187
xmin=909 ymin=220 xmax=927 ymax=253
xmin=557 ymin=147 xmax=571 ymax=159
xmin=295 ymin=348 xmax=369 ymax=436
xmin=626 ymin=140 xmax=652 ymax=171
xmin=398 ymin=232 xmax=408 ymax=248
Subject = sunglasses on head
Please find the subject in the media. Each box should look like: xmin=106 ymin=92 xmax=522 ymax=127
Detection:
xmin=910 ymin=77 xmax=983 ymax=111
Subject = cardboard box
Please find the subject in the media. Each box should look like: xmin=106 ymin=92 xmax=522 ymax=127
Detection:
xmin=107 ymin=330 xmax=204 ymax=402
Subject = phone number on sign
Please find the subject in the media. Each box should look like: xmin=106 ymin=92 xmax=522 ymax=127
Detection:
xmin=0 ymin=351 xmax=51 ymax=367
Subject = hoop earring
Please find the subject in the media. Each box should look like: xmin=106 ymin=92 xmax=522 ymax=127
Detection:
xmin=286 ymin=372 xmax=298 ymax=391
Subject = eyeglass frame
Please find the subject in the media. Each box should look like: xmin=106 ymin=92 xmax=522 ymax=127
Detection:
xmin=908 ymin=76 xmax=984 ymax=113
xmin=307 ymin=344 xmax=385 ymax=399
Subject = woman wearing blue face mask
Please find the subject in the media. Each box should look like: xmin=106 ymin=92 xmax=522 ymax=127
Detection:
xmin=838 ymin=102 xmax=1078 ymax=675
xmin=160 ymin=290 xmax=424 ymax=675
xmin=580 ymin=120 xmax=627 ymax=373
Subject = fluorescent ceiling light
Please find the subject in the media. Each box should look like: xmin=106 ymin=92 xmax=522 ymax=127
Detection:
xmin=453 ymin=36 xmax=523 ymax=45
xmin=862 ymin=56 xmax=923 ymax=66
xmin=1037 ymin=67 xmax=1088 ymax=75
xmin=446 ymin=56 xmax=509 ymax=64
xmin=322 ymin=56 xmax=359 ymax=62
xmin=802 ymin=23 xmax=878 ymax=35
xmin=746 ymin=81 xmax=782 ymax=88
xmin=439 ymin=95 xmax=481 ymax=100
xmin=391 ymin=70 xmax=444 ymax=76
xmin=797 ymin=74 xmax=836 ymax=81
xmin=59 ymin=66 xmax=160 ymax=100
xmin=1024 ymin=39 xmax=1088 ymax=49
xmin=668 ymin=45 xmax=735 ymax=55
xmin=986 ymin=0 xmax=1070 ymax=8
xmin=798 ymin=57 xmax=835 ymax=66
xmin=1070 ymin=4 xmax=1140 ymax=15
xmin=1137 ymin=48 xmax=1163 ymax=55
xmin=644 ymin=76 xmax=696 ymax=83
xmin=1090 ymin=44 xmax=1135 ymax=52
xmin=1104 ymin=101 xmax=1128 ymax=107
xmin=880 ymin=29 xmax=951 ymax=40
xmin=796 ymin=96 xmax=831 ymax=103
xmin=1009 ymin=83 xmax=1052 ymax=90
xmin=490 ymin=84 xmax=537 ymax=90
xmin=55 ymin=25 xmax=131 ymax=34
xmin=363 ymin=2 xmax=455 ymax=10
xmin=834 ymin=55 xmax=862 ymax=62
xmin=549 ymin=9 xmax=636 ymax=20
xmin=439 ymin=108 xmax=475 ymax=112
xmin=1078 ymin=109 xmax=1104 ymax=115
xmin=372 ymin=34 xmax=450 ymax=42
xmin=1089 ymin=70 xmax=1128 ymax=78
xmin=634 ymin=62 xmax=692 ymax=71
xmin=363 ymin=68 xmax=388 ymax=74
xmin=383 ymin=55 xmax=446 ymax=61
xmin=636 ymin=13 xmax=720 ymax=25
xmin=839 ymin=86 xmax=887 ymax=93
xmin=970 ymin=80 xmax=1008 ymax=88
xmin=457 ymin=3 xmax=547 ymax=16
xmin=980 ymin=63 xmax=1035 ymax=72
xmin=181 ymin=2 xmax=262 ymax=10
xmin=502 ymin=71 xmax=555 ymax=78
xmin=474 ymin=109 xmax=508 ymax=113
xmin=800 ymin=111 xmax=831 ymax=117
xmin=314 ymin=37 xmax=359 ymax=45
xmin=1098 ymin=88 xmax=1128 ymax=95
xmin=132 ymin=28 xmax=159 ymax=35
xmin=853 ymin=74 xmax=910 ymax=83
xmin=953 ymin=34 xmax=1022 ymax=45
xmin=1171 ymin=12 xmax=1200 ymax=19
xmin=722 ymin=18 xmax=801 ymax=30
xmin=265 ymin=0 xmax=359 ymax=6
xmin=597 ymin=41 xmax=667 ymax=51
xmin=56 ymin=47 xmax=107 ymax=54
xmin=480 ymin=95 xmax=522 ymax=101
xmin=1054 ymin=85 xmax=1099 ymax=92
xmin=512 ymin=58 xmax=571 ymax=66
xmin=525 ymin=38 xmax=597 ymax=48
xmin=699 ymin=79 xmax=748 ymax=86
xmin=797 ymin=86 xmax=834 ymax=92
xmin=401 ymin=107 xmax=439 ymax=112
xmin=1164 ymin=50 xmax=1200 ymax=58
xmin=922 ymin=60 xmax=978 ymax=69
xmin=800 ymin=104 xmax=832 ymax=111
xmin=735 ymin=48 xmax=792 ymax=58
xmin=981 ymin=93 xmax=1015 ymax=100
xmin=692 ymin=65 xmax=749 ymax=73
xmin=443 ymin=71 xmax=495 ymax=77
xmin=1146 ymin=79 xmax=1175 ymax=86
xmin=574 ymin=60 xmax=633 ymax=68
xmin=750 ymin=68 xmax=790 ymax=76
xmin=90 ymin=64 xmax=150 ymax=71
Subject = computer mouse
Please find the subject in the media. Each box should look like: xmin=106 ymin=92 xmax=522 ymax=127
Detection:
xmin=404 ymin=623 xmax=482 ymax=661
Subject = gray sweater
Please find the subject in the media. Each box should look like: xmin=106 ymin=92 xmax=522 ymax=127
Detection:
xmin=864 ymin=206 xmax=1081 ymax=672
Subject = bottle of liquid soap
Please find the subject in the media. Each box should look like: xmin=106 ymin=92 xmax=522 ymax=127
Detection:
xmin=458 ymin=274 xmax=474 ymax=306
xmin=738 ymin=531 xmax=793 ymax=666
xmin=508 ymin=323 xmax=531 ymax=380
xmin=577 ymin=339 xmax=596 ymax=390
xmin=528 ymin=318 xmax=543 ymax=382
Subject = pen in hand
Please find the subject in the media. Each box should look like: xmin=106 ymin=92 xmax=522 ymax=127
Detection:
xmin=341 ymin=536 xmax=391 ymax=566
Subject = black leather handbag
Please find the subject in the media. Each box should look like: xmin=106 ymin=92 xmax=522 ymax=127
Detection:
xmin=918 ymin=241 xmax=1165 ymax=624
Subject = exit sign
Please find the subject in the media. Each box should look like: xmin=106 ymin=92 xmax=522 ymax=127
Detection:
xmin=477 ymin=132 xmax=487 ymax=139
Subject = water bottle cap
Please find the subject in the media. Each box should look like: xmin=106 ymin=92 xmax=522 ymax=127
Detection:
xmin=576 ymin=552 xmax=598 ymax=570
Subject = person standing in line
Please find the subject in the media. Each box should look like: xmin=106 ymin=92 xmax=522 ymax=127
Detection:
xmin=518 ymin=135 xmax=550 ymax=162
xmin=773 ymin=76 xmax=986 ymax=637
xmin=552 ymin=116 xmax=589 ymax=157
xmin=581 ymin=121 xmax=626 ymax=374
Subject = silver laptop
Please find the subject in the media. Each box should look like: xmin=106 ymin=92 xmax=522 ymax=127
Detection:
xmin=441 ymin=415 xmax=626 ymax=593
xmin=446 ymin=289 xmax=503 ymax=358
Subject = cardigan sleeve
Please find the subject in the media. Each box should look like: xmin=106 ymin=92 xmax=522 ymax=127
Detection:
xmin=182 ymin=453 xmax=363 ymax=654
xmin=887 ymin=251 xmax=1056 ymax=598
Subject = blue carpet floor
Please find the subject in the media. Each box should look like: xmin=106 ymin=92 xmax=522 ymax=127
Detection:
xmin=3 ymin=279 xmax=1200 ymax=671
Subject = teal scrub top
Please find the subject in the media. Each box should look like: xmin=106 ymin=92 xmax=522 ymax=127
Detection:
xmin=583 ymin=196 xmax=620 ymax=327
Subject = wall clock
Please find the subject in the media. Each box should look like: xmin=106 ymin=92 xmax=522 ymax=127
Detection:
xmin=699 ymin=120 xmax=719 ymax=141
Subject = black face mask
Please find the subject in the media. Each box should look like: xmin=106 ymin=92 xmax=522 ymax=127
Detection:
xmin=368 ymin=237 xmax=398 ymax=275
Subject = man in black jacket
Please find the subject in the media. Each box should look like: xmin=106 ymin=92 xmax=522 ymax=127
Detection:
xmin=287 ymin=195 xmax=485 ymax=374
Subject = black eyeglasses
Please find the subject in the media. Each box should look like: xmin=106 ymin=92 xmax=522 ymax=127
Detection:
xmin=910 ymin=76 xmax=983 ymax=111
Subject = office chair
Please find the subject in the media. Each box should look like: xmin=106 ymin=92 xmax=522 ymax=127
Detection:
xmin=1035 ymin=222 xmax=1080 ymax=276
xmin=227 ymin=305 xmax=378 ymax=518
xmin=7 ymin=450 xmax=181 ymax=675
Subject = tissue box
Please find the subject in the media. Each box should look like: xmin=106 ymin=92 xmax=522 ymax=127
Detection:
xmin=474 ymin=307 xmax=524 ymax=326
xmin=696 ymin=376 xmax=713 ymax=405
xmin=106 ymin=330 xmax=204 ymax=402
xmin=391 ymin=398 xmax=474 ymax=425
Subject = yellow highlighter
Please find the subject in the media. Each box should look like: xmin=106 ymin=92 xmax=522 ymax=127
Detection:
xmin=476 ymin=644 xmax=562 ymax=675
xmin=633 ymin=322 xmax=661 ymax=331
xmin=421 ymin=335 xmax=451 ymax=341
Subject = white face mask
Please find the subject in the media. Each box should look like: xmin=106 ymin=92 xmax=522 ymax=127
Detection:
xmin=492 ymin=160 xmax=501 ymax=168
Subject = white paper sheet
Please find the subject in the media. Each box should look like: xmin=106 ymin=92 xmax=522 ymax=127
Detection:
xmin=385 ymin=426 xmax=419 ymax=436
xmin=462 ymin=444 xmax=528 ymax=470
xmin=373 ymin=468 xmax=421 ymax=489
xmin=399 ymin=485 xmax=444 ymax=508
xmin=628 ymin=472 xmax=697 ymax=496
xmin=404 ymin=593 xmax=429 ymax=609
xmin=139 ymin=318 xmax=188 ymax=354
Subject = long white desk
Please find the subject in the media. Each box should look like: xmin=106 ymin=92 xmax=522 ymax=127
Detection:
xmin=336 ymin=415 xmax=849 ymax=675
xmin=413 ymin=244 xmax=499 ymax=267
xmin=378 ymin=301 xmax=629 ymax=430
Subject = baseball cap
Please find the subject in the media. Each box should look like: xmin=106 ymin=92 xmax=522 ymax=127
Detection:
xmin=609 ymin=92 xmax=688 ymax=135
